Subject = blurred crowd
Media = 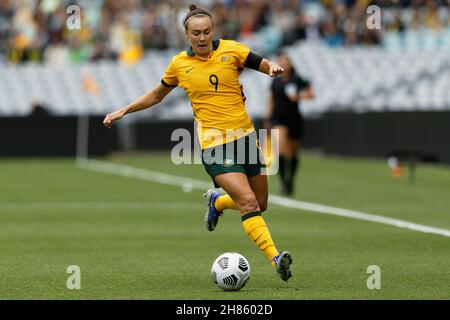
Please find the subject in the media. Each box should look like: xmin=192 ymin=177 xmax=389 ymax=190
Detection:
xmin=0 ymin=0 xmax=448 ymax=65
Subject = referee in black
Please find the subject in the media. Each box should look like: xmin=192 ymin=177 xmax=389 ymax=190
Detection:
xmin=264 ymin=52 xmax=314 ymax=196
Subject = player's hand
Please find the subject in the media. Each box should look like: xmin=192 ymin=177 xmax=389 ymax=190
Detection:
xmin=103 ymin=110 xmax=123 ymax=128
xmin=269 ymin=62 xmax=284 ymax=77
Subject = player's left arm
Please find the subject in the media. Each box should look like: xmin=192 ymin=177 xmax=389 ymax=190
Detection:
xmin=244 ymin=52 xmax=284 ymax=77
xmin=258 ymin=58 xmax=284 ymax=77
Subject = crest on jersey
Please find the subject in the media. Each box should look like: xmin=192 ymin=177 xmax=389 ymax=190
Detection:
xmin=221 ymin=56 xmax=231 ymax=62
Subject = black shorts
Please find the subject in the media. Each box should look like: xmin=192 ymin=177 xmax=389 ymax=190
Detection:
xmin=270 ymin=116 xmax=304 ymax=140
xmin=201 ymin=131 xmax=267 ymax=188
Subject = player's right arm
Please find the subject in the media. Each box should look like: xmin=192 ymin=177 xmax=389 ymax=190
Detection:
xmin=103 ymin=83 xmax=174 ymax=128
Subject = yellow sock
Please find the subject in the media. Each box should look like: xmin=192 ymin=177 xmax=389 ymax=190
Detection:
xmin=215 ymin=195 xmax=238 ymax=212
xmin=241 ymin=212 xmax=279 ymax=267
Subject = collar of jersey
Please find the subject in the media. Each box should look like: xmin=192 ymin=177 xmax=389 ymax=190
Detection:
xmin=187 ymin=39 xmax=220 ymax=57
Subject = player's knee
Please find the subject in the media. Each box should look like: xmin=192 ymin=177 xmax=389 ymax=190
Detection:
xmin=259 ymin=200 xmax=268 ymax=212
xmin=237 ymin=192 xmax=260 ymax=213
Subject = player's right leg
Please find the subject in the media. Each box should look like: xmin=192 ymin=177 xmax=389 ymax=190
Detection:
xmin=213 ymin=172 xmax=259 ymax=214
xmin=203 ymin=189 xmax=223 ymax=231
xmin=204 ymin=188 xmax=241 ymax=231
xmin=201 ymin=141 xmax=243 ymax=231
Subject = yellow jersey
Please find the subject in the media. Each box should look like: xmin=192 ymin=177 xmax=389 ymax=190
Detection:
xmin=161 ymin=39 xmax=255 ymax=149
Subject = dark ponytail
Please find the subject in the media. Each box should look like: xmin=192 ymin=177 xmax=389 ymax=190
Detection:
xmin=183 ymin=4 xmax=213 ymax=30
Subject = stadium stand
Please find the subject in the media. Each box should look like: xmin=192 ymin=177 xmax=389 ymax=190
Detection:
xmin=0 ymin=0 xmax=449 ymax=117
xmin=0 ymin=0 xmax=449 ymax=162
xmin=1 ymin=38 xmax=448 ymax=117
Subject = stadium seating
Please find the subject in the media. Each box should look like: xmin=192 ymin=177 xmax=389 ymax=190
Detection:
xmin=1 ymin=28 xmax=449 ymax=117
xmin=1 ymin=0 xmax=448 ymax=118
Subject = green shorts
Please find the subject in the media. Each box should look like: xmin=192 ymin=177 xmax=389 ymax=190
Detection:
xmin=201 ymin=131 xmax=266 ymax=188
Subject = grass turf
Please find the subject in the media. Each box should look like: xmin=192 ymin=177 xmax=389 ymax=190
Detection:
xmin=0 ymin=152 xmax=449 ymax=299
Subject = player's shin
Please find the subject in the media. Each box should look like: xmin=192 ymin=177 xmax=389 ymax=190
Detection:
xmin=241 ymin=211 xmax=279 ymax=267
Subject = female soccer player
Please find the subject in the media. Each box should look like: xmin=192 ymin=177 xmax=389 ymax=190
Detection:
xmin=265 ymin=53 xmax=314 ymax=196
xmin=103 ymin=4 xmax=293 ymax=282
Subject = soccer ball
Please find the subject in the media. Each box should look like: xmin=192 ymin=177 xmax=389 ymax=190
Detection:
xmin=211 ymin=252 xmax=251 ymax=291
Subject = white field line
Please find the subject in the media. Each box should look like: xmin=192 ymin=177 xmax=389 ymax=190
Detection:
xmin=77 ymin=158 xmax=211 ymax=190
xmin=0 ymin=202 xmax=200 ymax=210
xmin=78 ymin=159 xmax=450 ymax=238
xmin=268 ymin=195 xmax=450 ymax=237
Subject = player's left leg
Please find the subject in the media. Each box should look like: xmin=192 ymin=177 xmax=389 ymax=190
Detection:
xmin=247 ymin=173 xmax=293 ymax=281
xmin=214 ymin=173 xmax=279 ymax=268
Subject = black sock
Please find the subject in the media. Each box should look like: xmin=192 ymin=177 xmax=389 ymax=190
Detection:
xmin=279 ymin=155 xmax=292 ymax=194
xmin=279 ymin=155 xmax=286 ymax=184
xmin=287 ymin=157 xmax=299 ymax=195
xmin=291 ymin=157 xmax=299 ymax=179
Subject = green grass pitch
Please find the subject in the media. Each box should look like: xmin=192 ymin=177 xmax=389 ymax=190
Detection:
xmin=0 ymin=152 xmax=449 ymax=299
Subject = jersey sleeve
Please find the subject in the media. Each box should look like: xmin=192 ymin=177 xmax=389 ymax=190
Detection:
xmin=297 ymin=76 xmax=311 ymax=91
xmin=232 ymin=41 xmax=251 ymax=69
xmin=161 ymin=58 xmax=178 ymax=88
